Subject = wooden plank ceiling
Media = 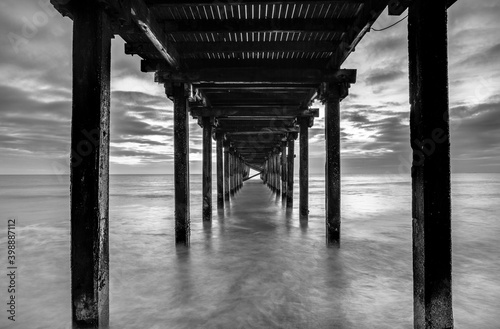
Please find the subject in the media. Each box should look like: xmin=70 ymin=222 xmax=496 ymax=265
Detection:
xmin=53 ymin=0 xmax=390 ymax=169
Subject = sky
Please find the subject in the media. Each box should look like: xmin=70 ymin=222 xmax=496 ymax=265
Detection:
xmin=0 ymin=0 xmax=499 ymax=175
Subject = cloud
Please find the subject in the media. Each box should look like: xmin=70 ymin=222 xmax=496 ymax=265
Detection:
xmin=365 ymin=68 xmax=405 ymax=86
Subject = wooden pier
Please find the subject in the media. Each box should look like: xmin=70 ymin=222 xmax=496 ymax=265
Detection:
xmin=50 ymin=0 xmax=457 ymax=327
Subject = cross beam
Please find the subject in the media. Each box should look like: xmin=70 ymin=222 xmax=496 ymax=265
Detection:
xmin=156 ymin=68 xmax=357 ymax=84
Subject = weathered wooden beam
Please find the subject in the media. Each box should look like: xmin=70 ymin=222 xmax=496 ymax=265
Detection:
xmin=190 ymin=107 xmax=319 ymax=118
xmin=142 ymin=59 xmax=329 ymax=72
xmin=128 ymin=0 xmax=181 ymax=69
xmin=328 ymin=0 xmax=387 ymax=69
xmin=156 ymin=68 xmax=357 ymax=84
xmin=218 ymin=118 xmax=295 ymax=126
xmin=70 ymin=2 xmax=111 ymax=327
xmin=194 ymin=83 xmax=319 ymax=90
xmin=216 ymin=133 xmax=224 ymax=210
xmin=226 ymin=132 xmax=286 ymax=140
xmin=202 ymin=117 xmax=212 ymax=221
xmin=299 ymin=117 xmax=309 ymax=220
xmin=216 ymin=127 xmax=299 ymax=133
xmin=409 ymin=0 xmax=453 ymax=327
xmin=130 ymin=41 xmax=339 ymax=56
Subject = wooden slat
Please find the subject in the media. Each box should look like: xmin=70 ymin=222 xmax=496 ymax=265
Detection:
xmin=145 ymin=1 xmax=365 ymax=6
xmin=128 ymin=41 xmax=338 ymax=56
xmin=163 ymin=18 xmax=352 ymax=33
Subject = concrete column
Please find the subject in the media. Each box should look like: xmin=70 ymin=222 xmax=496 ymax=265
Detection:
xmin=409 ymin=1 xmax=453 ymax=327
xmin=202 ymin=117 xmax=212 ymax=221
xmin=224 ymin=141 xmax=230 ymax=204
xmin=286 ymin=136 xmax=295 ymax=209
xmin=70 ymin=2 xmax=111 ymax=326
xmin=299 ymin=117 xmax=309 ymax=220
xmin=325 ymin=85 xmax=342 ymax=245
xmin=216 ymin=133 xmax=224 ymax=210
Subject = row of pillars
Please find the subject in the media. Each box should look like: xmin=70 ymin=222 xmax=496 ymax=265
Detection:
xmin=66 ymin=0 xmax=453 ymax=327
xmin=260 ymin=135 xmax=297 ymax=211
xmin=178 ymin=115 xmax=249 ymax=243
xmin=259 ymin=117 xmax=313 ymax=225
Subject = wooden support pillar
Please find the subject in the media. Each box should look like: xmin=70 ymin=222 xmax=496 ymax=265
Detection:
xmin=299 ymin=117 xmax=309 ymax=220
xmin=230 ymin=152 xmax=235 ymax=195
xmin=224 ymin=141 xmax=230 ymax=204
xmin=264 ymin=159 xmax=268 ymax=187
xmin=281 ymin=141 xmax=287 ymax=203
xmin=286 ymin=136 xmax=295 ymax=209
xmin=238 ymin=158 xmax=241 ymax=191
xmin=276 ymin=154 xmax=280 ymax=195
xmin=324 ymin=84 xmax=344 ymax=245
xmin=409 ymin=1 xmax=453 ymax=327
xmin=235 ymin=157 xmax=239 ymax=192
xmin=172 ymin=82 xmax=190 ymax=245
xmin=202 ymin=117 xmax=212 ymax=221
xmin=270 ymin=155 xmax=274 ymax=191
xmin=216 ymin=133 xmax=224 ymax=210
xmin=71 ymin=2 xmax=111 ymax=326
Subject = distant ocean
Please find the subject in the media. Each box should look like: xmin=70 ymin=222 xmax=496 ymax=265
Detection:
xmin=0 ymin=173 xmax=499 ymax=328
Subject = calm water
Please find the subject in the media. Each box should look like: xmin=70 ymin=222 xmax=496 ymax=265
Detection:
xmin=0 ymin=173 xmax=499 ymax=328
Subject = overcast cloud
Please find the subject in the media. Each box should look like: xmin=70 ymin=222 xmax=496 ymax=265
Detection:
xmin=0 ymin=0 xmax=498 ymax=175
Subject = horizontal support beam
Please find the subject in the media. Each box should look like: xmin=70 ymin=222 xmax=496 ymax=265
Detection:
xmin=145 ymin=1 xmax=365 ymax=6
xmin=194 ymin=83 xmax=319 ymax=90
xmin=157 ymin=68 xmax=357 ymax=84
xmin=217 ymin=127 xmax=299 ymax=133
xmin=128 ymin=41 xmax=339 ymax=56
xmin=163 ymin=18 xmax=352 ymax=34
xmin=128 ymin=0 xmax=181 ymax=69
xmin=191 ymin=108 xmax=319 ymax=118
xmin=142 ymin=59 xmax=329 ymax=72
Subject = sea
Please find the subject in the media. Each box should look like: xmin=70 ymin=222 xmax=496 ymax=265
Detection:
xmin=0 ymin=173 xmax=499 ymax=329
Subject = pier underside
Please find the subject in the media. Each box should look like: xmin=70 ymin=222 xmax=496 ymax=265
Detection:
xmin=51 ymin=0 xmax=457 ymax=327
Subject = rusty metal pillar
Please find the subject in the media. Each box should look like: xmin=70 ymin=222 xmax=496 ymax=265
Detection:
xmin=70 ymin=2 xmax=111 ymax=326
xmin=202 ymin=117 xmax=212 ymax=221
xmin=409 ymin=0 xmax=454 ymax=327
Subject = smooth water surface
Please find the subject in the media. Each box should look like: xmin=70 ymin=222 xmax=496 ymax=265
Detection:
xmin=0 ymin=174 xmax=499 ymax=328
